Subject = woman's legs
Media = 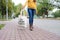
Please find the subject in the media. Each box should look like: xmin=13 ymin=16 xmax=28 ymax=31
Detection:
xmin=28 ymin=8 xmax=35 ymax=31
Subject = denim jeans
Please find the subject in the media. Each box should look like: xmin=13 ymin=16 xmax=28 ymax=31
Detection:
xmin=28 ymin=8 xmax=36 ymax=25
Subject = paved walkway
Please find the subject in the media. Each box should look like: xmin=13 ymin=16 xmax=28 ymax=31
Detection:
xmin=0 ymin=18 xmax=60 ymax=40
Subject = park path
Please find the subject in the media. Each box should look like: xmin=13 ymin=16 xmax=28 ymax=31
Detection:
xmin=0 ymin=18 xmax=60 ymax=40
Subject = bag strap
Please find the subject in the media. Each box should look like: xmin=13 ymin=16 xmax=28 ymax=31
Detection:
xmin=20 ymin=9 xmax=24 ymax=16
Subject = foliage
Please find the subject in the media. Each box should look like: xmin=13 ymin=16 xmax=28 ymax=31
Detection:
xmin=0 ymin=0 xmax=14 ymax=19
xmin=37 ymin=0 xmax=54 ymax=16
xmin=55 ymin=0 xmax=60 ymax=2
xmin=8 ymin=0 xmax=14 ymax=17
xmin=0 ymin=0 xmax=23 ymax=18
xmin=52 ymin=10 xmax=60 ymax=17
xmin=14 ymin=4 xmax=22 ymax=17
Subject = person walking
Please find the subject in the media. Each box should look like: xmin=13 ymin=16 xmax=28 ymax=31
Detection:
xmin=22 ymin=0 xmax=37 ymax=31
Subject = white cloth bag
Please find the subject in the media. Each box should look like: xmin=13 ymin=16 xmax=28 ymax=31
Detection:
xmin=18 ymin=10 xmax=28 ymax=28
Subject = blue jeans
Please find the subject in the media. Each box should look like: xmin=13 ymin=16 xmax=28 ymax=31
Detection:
xmin=28 ymin=8 xmax=36 ymax=25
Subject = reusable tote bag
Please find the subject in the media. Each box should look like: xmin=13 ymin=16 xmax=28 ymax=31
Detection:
xmin=18 ymin=10 xmax=28 ymax=29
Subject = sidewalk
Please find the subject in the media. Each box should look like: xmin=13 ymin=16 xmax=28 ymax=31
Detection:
xmin=0 ymin=18 xmax=60 ymax=40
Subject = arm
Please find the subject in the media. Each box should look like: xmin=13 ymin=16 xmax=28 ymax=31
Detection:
xmin=22 ymin=1 xmax=28 ymax=9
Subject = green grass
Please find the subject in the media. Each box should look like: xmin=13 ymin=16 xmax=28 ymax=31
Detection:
xmin=0 ymin=24 xmax=5 ymax=30
xmin=0 ymin=18 xmax=12 ymax=21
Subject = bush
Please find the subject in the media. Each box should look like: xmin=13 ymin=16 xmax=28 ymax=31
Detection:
xmin=0 ymin=24 xmax=5 ymax=30
xmin=15 ymin=13 xmax=20 ymax=17
xmin=52 ymin=10 xmax=60 ymax=18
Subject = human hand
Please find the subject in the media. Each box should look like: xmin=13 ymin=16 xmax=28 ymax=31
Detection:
xmin=22 ymin=7 xmax=24 ymax=10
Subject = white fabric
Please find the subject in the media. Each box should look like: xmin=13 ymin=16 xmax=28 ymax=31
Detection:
xmin=18 ymin=10 xmax=28 ymax=28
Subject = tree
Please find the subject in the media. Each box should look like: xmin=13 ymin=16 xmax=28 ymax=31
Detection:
xmin=37 ymin=0 xmax=54 ymax=18
xmin=0 ymin=0 xmax=2 ymax=18
xmin=49 ymin=0 xmax=60 ymax=8
xmin=1 ymin=0 xmax=6 ymax=19
xmin=0 ymin=0 xmax=14 ymax=19
xmin=55 ymin=0 xmax=60 ymax=2
xmin=14 ymin=3 xmax=22 ymax=17
xmin=8 ymin=0 xmax=14 ymax=18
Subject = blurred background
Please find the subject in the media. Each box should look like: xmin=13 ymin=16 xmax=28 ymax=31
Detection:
xmin=0 ymin=0 xmax=60 ymax=20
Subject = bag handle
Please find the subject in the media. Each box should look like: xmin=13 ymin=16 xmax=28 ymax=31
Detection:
xmin=20 ymin=9 xmax=24 ymax=16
